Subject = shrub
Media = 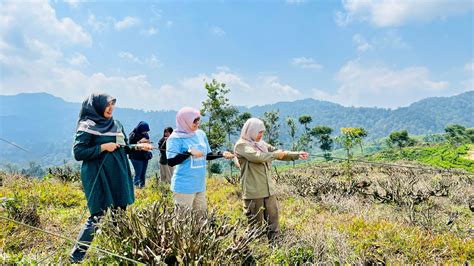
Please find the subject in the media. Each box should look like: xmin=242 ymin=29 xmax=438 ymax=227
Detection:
xmin=209 ymin=162 xmax=223 ymax=174
xmin=2 ymin=196 xmax=40 ymax=227
xmin=95 ymin=202 xmax=263 ymax=264
xmin=47 ymin=165 xmax=80 ymax=183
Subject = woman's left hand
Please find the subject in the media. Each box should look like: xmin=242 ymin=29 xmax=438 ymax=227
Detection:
xmin=222 ymin=151 xmax=234 ymax=159
xmin=137 ymin=143 xmax=154 ymax=151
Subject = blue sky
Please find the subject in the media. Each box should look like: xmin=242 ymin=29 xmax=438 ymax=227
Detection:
xmin=0 ymin=0 xmax=473 ymax=111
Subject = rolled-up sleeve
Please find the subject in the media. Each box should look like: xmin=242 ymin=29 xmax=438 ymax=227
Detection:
xmin=235 ymin=143 xmax=278 ymax=163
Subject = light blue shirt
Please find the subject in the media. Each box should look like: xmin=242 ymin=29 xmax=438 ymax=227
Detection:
xmin=166 ymin=129 xmax=211 ymax=193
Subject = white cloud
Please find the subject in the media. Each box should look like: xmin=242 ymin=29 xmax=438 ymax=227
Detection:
xmin=462 ymin=60 xmax=474 ymax=91
xmin=312 ymin=60 xmax=450 ymax=108
xmin=150 ymin=6 xmax=163 ymax=21
xmin=176 ymin=71 xmax=303 ymax=108
xmin=87 ymin=13 xmax=109 ymax=31
xmin=115 ymin=16 xmax=139 ymax=30
xmin=69 ymin=53 xmax=90 ymax=66
xmin=216 ymin=66 xmax=231 ymax=72
xmin=353 ymin=34 xmax=372 ymax=52
xmin=64 ymin=0 xmax=80 ymax=8
xmin=141 ymin=27 xmax=158 ymax=36
xmin=1 ymin=1 xmax=297 ymax=111
xmin=291 ymin=57 xmax=323 ymax=70
xmin=465 ymin=61 xmax=474 ymax=72
xmin=211 ymin=26 xmax=226 ymax=36
xmin=378 ymin=31 xmax=410 ymax=49
xmin=352 ymin=31 xmax=410 ymax=52
xmin=118 ymin=52 xmax=142 ymax=64
xmin=1 ymin=34 xmax=302 ymax=111
xmin=118 ymin=52 xmax=163 ymax=68
xmin=335 ymin=0 xmax=473 ymax=27
xmin=461 ymin=79 xmax=474 ymax=91
xmin=146 ymin=54 xmax=163 ymax=68
xmin=0 ymin=0 xmax=92 ymax=46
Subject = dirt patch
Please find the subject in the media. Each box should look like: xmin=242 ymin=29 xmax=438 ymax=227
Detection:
xmin=468 ymin=151 xmax=474 ymax=161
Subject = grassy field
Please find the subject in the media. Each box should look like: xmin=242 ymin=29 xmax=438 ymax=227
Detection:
xmin=1 ymin=156 xmax=473 ymax=264
xmin=368 ymin=144 xmax=474 ymax=172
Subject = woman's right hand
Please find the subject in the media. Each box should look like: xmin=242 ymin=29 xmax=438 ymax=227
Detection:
xmin=101 ymin=142 xmax=120 ymax=152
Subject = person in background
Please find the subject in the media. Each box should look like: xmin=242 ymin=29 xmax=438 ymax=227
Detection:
xmin=128 ymin=121 xmax=153 ymax=188
xmin=234 ymin=118 xmax=308 ymax=241
xmin=158 ymin=126 xmax=174 ymax=183
xmin=166 ymin=107 xmax=234 ymax=216
xmin=70 ymin=93 xmax=152 ymax=263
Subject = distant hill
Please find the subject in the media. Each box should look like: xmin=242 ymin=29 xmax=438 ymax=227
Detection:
xmin=0 ymin=91 xmax=473 ymax=166
xmin=243 ymin=91 xmax=474 ymax=140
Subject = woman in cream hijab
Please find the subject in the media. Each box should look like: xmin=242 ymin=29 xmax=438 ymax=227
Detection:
xmin=234 ymin=118 xmax=308 ymax=241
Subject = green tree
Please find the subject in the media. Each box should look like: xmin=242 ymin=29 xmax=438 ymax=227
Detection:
xmin=423 ymin=134 xmax=445 ymax=144
xmin=297 ymin=115 xmax=313 ymax=150
xmin=298 ymin=115 xmax=312 ymax=134
xmin=200 ymin=79 xmax=238 ymax=177
xmin=235 ymin=112 xmax=252 ymax=134
xmin=336 ymin=127 xmax=368 ymax=161
xmin=261 ymin=110 xmax=280 ymax=146
xmin=311 ymin=125 xmax=333 ymax=160
xmin=445 ymin=124 xmax=470 ymax=147
xmin=387 ymin=130 xmax=416 ymax=150
xmin=200 ymin=79 xmax=237 ymax=151
xmin=286 ymin=117 xmax=297 ymax=151
xmin=466 ymin=128 xmax=474 ymax=143
xmin=20 ymin=161 xmax=46 ymax=177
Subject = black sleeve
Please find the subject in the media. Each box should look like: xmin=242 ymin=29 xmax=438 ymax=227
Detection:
xmin=206 ymin=151 xmax=223 ymax=161
xmin=167 ymin=152 xmax=191 ymax=167
xmin=158 ymin=138 xmax=165 ymax=151
xmin=129 ymin=132 xmax=138 ymax=144
xmin=123 ymin=144 xmax=138 ymax=154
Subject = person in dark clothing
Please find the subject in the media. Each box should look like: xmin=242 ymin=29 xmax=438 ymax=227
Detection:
xmin=70 ymin=93 xmax=153 ymax=263
xmin=158 ymin=127 xmax=174 ymax=183
xmin=128 ymin=121 xmax=153 ymax=188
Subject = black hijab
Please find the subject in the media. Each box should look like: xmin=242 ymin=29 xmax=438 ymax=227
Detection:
xmin=76 ymin=93 xmax=120 ymax=136
xmin=130 ymin=121 xmax=150 ymax=140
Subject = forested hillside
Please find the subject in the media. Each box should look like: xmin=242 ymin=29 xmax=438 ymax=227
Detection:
xmin=1 ymin=91 xmax=473 ymax=166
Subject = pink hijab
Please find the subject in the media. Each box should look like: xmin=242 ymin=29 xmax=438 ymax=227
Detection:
xmin=237 ymin=118 xmax=268 ymax=152
xmin=170 ymin=106 xmax=201 ymax=138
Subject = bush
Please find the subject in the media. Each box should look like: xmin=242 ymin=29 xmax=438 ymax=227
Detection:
xmin=47 ymin=165 xmax=80 ymax=183
xmin=2 ymin=196 xmax=40 ymax=227
xmin=209 ymin=162 xmax=223 ymax=174
xmin=95 ymin=202 xmax=263 ymax=264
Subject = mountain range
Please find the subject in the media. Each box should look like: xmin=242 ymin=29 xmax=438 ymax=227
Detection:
xmin=0 ymin=91 xmax=473 ymax=166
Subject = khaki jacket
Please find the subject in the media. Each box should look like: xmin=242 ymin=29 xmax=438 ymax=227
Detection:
xmin=235 ymin=139 xmax=299 ymax=199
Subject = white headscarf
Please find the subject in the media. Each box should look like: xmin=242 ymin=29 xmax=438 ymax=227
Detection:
xmin=237 ymin=118 xmax=268 ymax=152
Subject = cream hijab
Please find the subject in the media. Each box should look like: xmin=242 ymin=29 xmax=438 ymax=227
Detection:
xmin=237 ymin=118 xmax=268 ymax=152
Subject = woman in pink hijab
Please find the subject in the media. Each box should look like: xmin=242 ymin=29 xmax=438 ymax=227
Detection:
xmin=234 ymin=118 xmax=308 ymax=241
xmin=166 ymin=107 xmax=233 ymax=215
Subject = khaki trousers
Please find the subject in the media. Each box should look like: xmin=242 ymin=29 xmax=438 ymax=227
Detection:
xmin=173 ymin=192 xmax=207 ymax=218
xmin=244 ymin=195 xmax=280 ymax=240
xmin=159 ymin=164 xmax=174 ymax=183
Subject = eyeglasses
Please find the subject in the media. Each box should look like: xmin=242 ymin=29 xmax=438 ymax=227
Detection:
xmin=193 ymin=117 xmax=201 ymax=124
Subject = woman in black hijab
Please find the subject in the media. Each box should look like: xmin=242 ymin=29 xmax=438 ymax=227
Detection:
xmin=128 ymin=121 xmax=153 ymax=188
xmin=70 ymin=93 xmax=153 ymax=263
